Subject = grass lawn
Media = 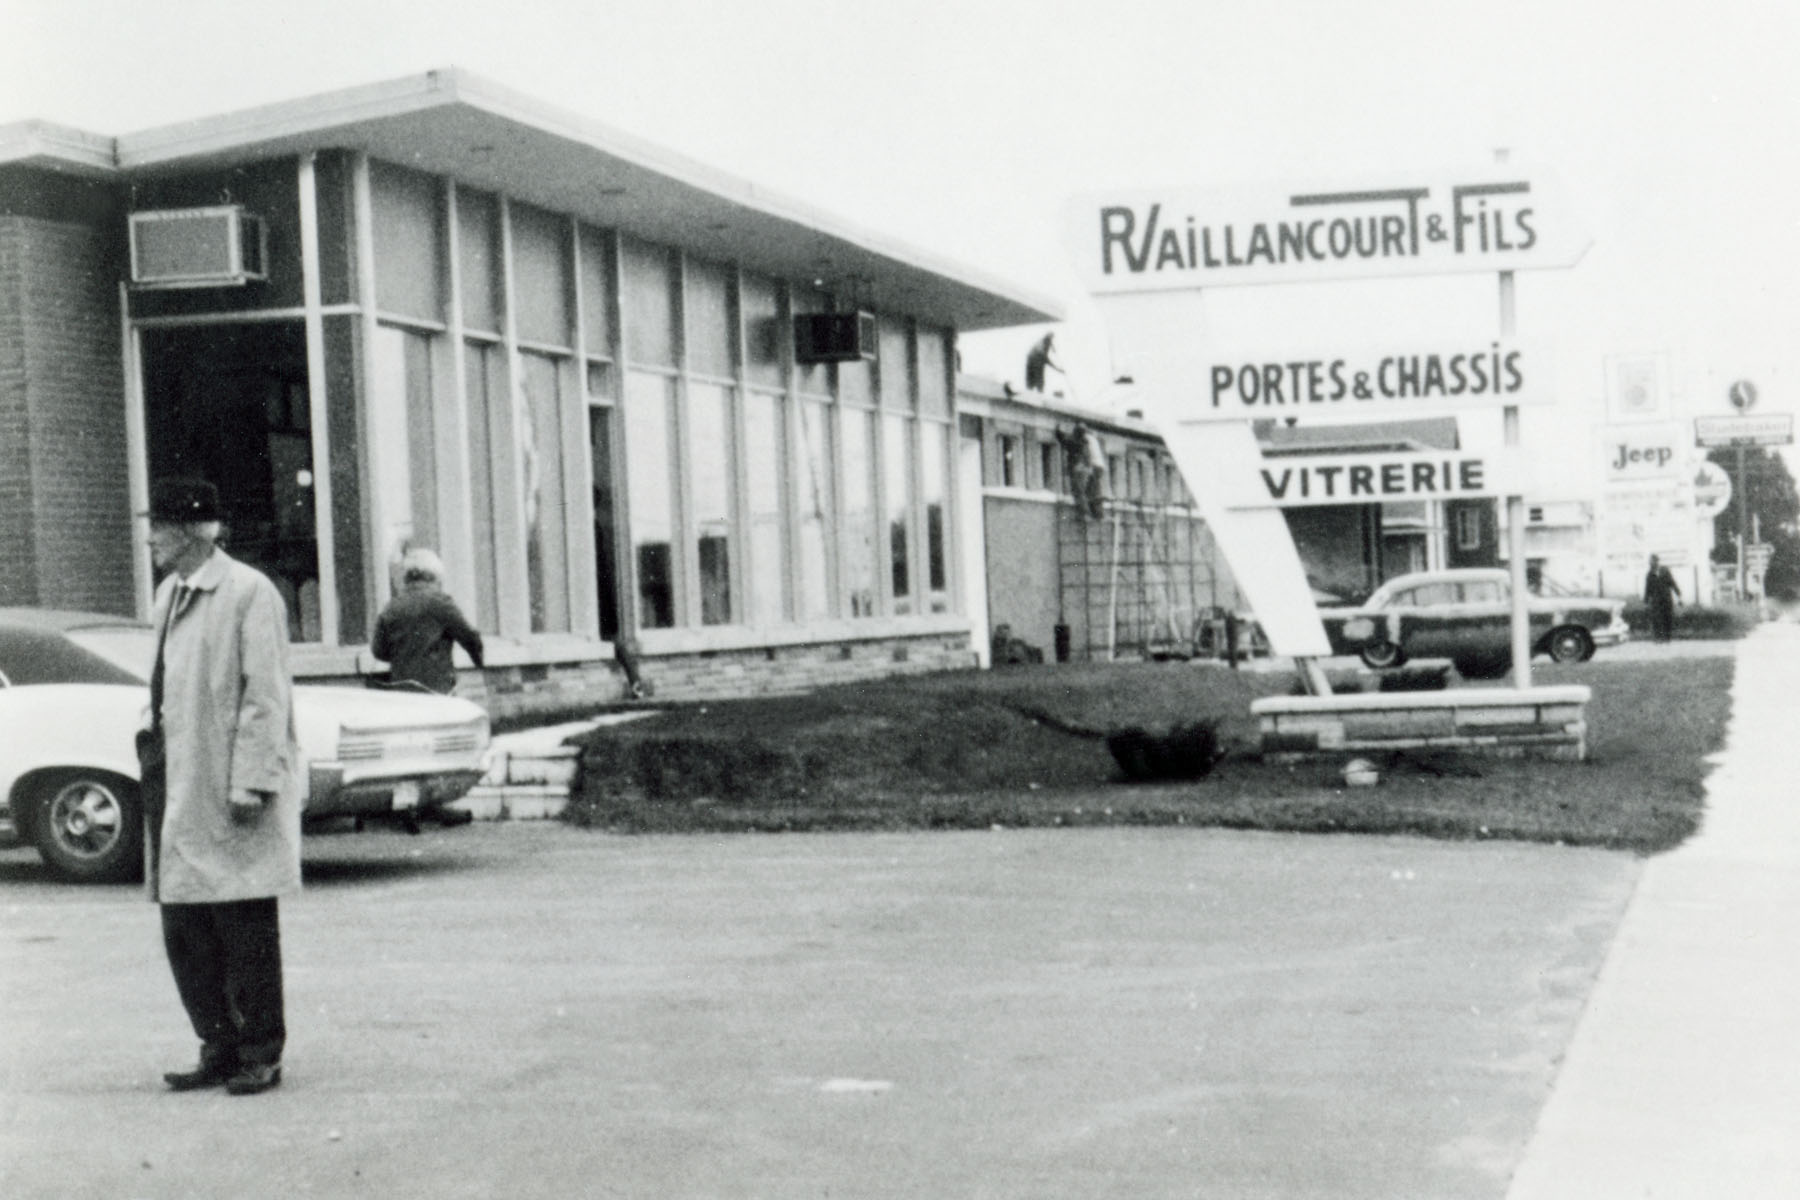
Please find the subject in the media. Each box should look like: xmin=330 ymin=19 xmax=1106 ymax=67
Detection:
xmin=565 ymin=653 xmax=1735 ymax=854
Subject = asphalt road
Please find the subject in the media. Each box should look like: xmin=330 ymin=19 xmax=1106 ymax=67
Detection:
xmin=1 ymin=821 xmax=1638 ymax=1200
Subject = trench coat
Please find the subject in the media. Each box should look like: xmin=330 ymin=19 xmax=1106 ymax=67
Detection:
xmin=145 ymin=548 xmax=302 ymax=904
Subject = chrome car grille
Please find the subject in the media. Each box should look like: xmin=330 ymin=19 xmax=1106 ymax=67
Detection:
xmin=339 ymin=727 xmax=484 ymax=762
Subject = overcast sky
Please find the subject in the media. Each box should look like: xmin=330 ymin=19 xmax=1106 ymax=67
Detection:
xmin=5 ymin=0 xmax=1797 ymax=470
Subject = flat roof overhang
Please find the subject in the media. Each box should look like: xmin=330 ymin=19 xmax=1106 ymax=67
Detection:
xmin=0 ymin=121 xmax=119 ymax=179
xmin=2 ymin=69 xmax=1061 ymax=332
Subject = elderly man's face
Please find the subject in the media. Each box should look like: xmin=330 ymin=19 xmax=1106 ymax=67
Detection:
xmin=148 ymin=521 xmax=193 ymax=572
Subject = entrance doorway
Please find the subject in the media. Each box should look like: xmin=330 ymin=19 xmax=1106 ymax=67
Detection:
xmin=139 ymin=321 xmax=321 ymax=640
xmin=589 ymin=406 xmax=622 ymax=641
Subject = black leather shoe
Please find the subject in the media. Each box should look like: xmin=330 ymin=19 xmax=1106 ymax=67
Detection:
xmin=225 ymin=1063 xmax=282 ymax=1095
xmin=164 ymin=1058 xmax=236 ymax=1091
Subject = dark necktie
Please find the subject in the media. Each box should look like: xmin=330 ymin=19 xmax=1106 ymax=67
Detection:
xmin=149 ymin=585 xmax=186 ymax=729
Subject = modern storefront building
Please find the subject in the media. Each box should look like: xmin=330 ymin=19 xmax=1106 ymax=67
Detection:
xmin=0 ymin=70 xmax=1060 ymax=712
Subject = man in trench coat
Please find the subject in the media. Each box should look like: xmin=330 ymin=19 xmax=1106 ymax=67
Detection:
xmin=143 ymin=477 xmax=301 ymax=1096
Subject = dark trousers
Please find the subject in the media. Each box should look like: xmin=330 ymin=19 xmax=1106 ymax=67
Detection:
xmin=160 ymin=899 xmax=286 ymax=1068
xmin=1650 ymin=599 xmax=1675 ymax=642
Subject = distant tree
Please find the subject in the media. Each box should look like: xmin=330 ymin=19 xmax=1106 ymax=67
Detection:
xmin=1707 ymin=446 xmax=1800 ymax=600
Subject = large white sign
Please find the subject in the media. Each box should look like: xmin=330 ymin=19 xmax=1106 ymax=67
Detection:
xmin=1067 ymin=168 xmax=1592 ymax=292
xmin=1193 ymin=339 xmax=1550 ymax=421
xmin=1602 ymin=480 xmax=1694 ymax=572
xmin=1244 ymin=450 xmax=1519 ymax=509
xmin=1602 ymin=422 xmax=1685 ymax=482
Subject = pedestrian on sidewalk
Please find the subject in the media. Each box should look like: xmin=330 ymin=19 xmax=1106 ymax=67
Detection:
xmin=141 ymin=477 xmax=299 ymax=1097
xmin=1644 ymin=554 xmax=1681 ymax=642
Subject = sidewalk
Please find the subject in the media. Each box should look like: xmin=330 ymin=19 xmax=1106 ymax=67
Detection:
xmin=1506 ymin=621 xmax=1800 ymax=1197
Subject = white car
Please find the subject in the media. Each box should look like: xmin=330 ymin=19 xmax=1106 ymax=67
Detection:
xmin=0 ymin=608 xmax=491 ymax=883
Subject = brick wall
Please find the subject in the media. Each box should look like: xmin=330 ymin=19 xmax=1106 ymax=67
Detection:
xmin=0 ymin=212 xmax=133 ymax=612
xmin=0 ymin=220 xmax=32 ymax=589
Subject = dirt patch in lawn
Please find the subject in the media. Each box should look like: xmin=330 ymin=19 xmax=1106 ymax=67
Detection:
xmin=563 ymin=655 xmax=1734 ymax=854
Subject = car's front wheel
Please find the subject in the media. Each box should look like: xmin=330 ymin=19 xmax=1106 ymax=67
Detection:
xmin=1359 ymin=640 xmax=1406 ymax=670
xmin=1546 ymin=627 xmax=1594 ymax=665
xmin=31 ymin=772 xmax=143 ymax=884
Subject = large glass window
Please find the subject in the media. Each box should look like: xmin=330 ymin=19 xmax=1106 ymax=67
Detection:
xmin=878 ymin=319 xmax=911 ymax=411
xmin=884 ymin=413 xmax=914 ymax=614
xmin=371 ymin=326 xmax=440 ymax=562
xmin=917 ymin=328 xmax=950 ymax=417
xmin=684 ymin=257 xmax=734 ymax=379
xmin=512 ymin=204 xmax=572 ymax=349
xmin=741 ymin=274 xmax=782 ymax=390
xmin=521 ymin=351 xmax=571 ymax=632
xmin=921 ymin=421 xmax=950 ymax=612
xmin=796 ymin=399 xmax=835 ymax=620
xmin=689 ymin=382 xmax=736 ymax=625
xmin=457 ymin=189 xmax=501 ymax=336
xmin=1000 ymin=434 xmax=1021 ymax=487
xmin=624 ymin=371 xmax=676 ymax=628
xmin=577 ymin=225 xmax=615 ymax=361
xmin=370 ymin=162 xmax=444 ymax=323
xmin=745 ymin=392 xmax=788 ymax=625
xmin=463 ymin=341 xmax=504 ymax=629
xmin=839 ymin=356 xmax=874 ymax=410
xmin=841 ymin=408 xmax=878 ymax=617
xmin=621 ymin=239 xmax=676 ymax=368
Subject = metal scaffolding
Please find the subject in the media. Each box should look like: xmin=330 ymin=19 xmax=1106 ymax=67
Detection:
xmin=1055 ymin=495 xmax=1225 ymax=661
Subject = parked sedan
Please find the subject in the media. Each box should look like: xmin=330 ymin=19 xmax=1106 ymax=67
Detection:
xmin=0 ymin=608 xmax=490 ymax=883
xmin=1318 ymin=568 xmax=1630 ymax=676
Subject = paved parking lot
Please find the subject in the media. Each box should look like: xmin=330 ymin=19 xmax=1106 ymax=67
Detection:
xmin=2 ymin=821 xmax=1637 ymax=1199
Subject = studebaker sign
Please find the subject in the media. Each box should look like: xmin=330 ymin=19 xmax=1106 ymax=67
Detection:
xmin=1067 ymin=168 xmax=1592 ymax=291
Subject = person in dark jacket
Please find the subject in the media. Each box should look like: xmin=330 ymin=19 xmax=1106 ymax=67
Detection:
xmin=371 ymin=548 xmax=484 ymax=695
xmin=1643 ymin=554 xmax=1681 ymax=642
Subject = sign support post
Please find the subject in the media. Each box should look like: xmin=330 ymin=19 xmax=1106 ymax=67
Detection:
xmin=1495 ymin=152 xmax=1532 ymax=688
xmin=1735 ymin=445 xmax=1748 ymax=597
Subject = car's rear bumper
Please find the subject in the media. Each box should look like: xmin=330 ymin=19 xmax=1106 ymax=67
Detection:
xmin=306 ymin=765 xmax=485 ymax=817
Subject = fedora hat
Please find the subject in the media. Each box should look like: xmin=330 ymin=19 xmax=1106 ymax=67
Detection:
xmin=144 ymin=477 xmax=222 ymax=523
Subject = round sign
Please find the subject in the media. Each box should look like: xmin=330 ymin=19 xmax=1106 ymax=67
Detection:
xmin=1729 ymin=379 xmax=1758 ymax=411
xmin=1693 ymin=461 xmax=1733 ymax=518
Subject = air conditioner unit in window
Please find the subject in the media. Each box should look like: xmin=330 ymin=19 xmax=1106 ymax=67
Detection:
xmin=793 ymin=311 xmax=877 ymax=364
xmin=128 ymin=206 xmax=268 ymax=289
